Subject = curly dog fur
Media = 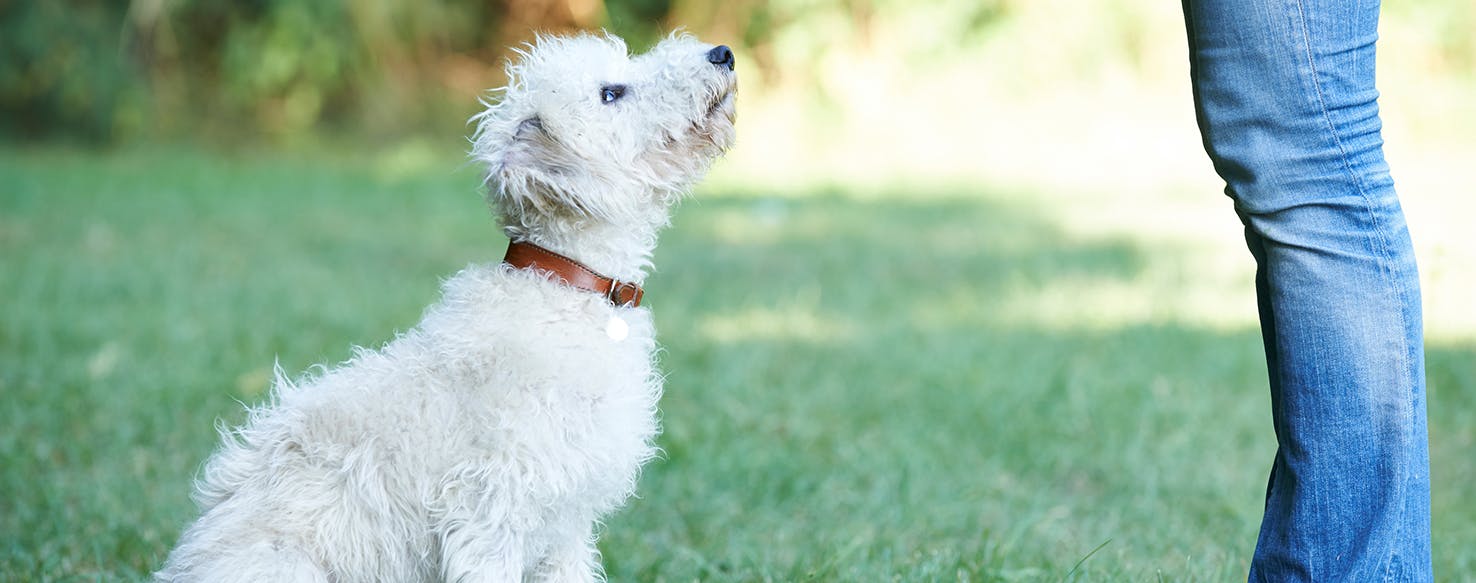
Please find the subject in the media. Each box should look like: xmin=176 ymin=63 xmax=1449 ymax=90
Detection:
xmin=156 ymin=32 xmax=737 ymax=582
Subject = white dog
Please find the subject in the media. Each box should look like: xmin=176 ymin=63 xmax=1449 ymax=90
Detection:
xmin=156 ymin=33 xmax=737 ymax=582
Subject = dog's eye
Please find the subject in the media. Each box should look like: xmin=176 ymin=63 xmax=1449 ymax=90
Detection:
xmin=600 ymin=85 xmax=626 ymax=104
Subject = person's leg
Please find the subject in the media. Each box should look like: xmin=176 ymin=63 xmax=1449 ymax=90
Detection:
xmin=1180 ymin=0 xmax=1431 ymax=580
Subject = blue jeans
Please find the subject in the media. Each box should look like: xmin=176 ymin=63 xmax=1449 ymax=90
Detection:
xmin=1181 ymin=0 xmax=1432 ymax=580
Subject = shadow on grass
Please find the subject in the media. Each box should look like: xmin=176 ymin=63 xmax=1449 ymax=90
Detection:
xmin=612 ymin=189 xmax=1476 ymax=580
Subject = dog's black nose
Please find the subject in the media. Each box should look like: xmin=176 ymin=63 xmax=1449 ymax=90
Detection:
xmin=706 ymin=45 xmax=735 ymax=71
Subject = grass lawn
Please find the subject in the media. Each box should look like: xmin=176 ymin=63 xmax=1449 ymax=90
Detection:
xmin=2 ymin=145 xmax=1472 ymax=581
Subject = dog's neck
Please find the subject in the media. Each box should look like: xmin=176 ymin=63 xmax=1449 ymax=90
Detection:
xmin=500 ymin=205 xmax=672 ymax=285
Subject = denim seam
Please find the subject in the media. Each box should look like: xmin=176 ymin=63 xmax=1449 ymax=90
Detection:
xmin=1291 ymin=1 xmax=1414 ymax=579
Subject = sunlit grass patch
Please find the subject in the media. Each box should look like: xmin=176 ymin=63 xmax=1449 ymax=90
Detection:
xmin=2 ymin=146 xmax=1471 ymax=580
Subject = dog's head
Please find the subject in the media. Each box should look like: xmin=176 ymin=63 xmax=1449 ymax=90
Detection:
xmin=471 ymin=33 xmax=737 ymax=227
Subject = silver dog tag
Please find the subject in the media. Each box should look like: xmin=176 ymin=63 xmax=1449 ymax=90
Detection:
xmin=606 ymin=316 xmax=629 ymax=341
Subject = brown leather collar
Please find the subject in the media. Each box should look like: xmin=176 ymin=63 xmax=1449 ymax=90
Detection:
xmin=502 ymin=240 xmax=644 ymax=307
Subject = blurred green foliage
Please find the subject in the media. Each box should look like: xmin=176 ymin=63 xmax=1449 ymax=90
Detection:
xmin=1 ymin=1 xmax=143 ymax=140
xmin=1 ymin=0 xmax=1471 ymax=143
xmin=0 ymin=0 xmax=1009 ymax=141
xmin=3 ymin=0 xmax=508 ymax=140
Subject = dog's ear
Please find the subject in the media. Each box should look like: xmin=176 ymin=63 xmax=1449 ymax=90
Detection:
xmin=480 ymin=115 xmax=621 ymax=221
xmin=497 ymin=116 xmax=553 ymax=191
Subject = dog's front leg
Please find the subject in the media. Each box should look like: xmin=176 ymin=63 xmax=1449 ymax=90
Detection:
xmin=529 ymin=522 xmax=600 ymax=583
xmin=440 ymin=524 xmax=526 ymax=583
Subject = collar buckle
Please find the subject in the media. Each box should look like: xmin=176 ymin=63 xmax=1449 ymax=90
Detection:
xmin=608 ymin=280 xmax=644 ymax=307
